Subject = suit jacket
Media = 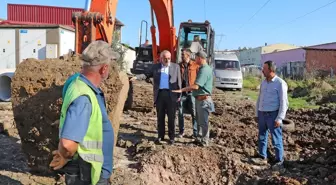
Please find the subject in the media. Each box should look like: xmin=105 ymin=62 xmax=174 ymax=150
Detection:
xmin=137 ymin=63 xmax=181 ymax=104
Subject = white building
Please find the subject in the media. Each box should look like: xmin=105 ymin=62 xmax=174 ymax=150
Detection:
xmin=237 ymin=43 xmax=299 ymax=66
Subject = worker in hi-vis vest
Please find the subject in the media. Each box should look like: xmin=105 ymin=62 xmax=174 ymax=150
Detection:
xmin=49 ymin=40 xmax=120 ymax=185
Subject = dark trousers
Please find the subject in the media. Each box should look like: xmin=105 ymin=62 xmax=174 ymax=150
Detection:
xmin=156 ymin=89 xmax=176 ymax=140
xmin=178 ymin=94 xmax=197 ymax=136
xmin=65 ymin=173 xmax=110 ymax=185
xmin=61 ymin=157 xmax=111 ymax=185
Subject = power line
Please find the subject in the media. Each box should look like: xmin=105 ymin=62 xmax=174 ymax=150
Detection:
xmin=272 ymin=0 xmax=336 ymax=31
xmin=215 ymin=34 xmax=226 ymax=50
xmin=203 ymin=0 xmax=207 ymax=20
xmin=236 ymin=0 xmax=272 ymax=32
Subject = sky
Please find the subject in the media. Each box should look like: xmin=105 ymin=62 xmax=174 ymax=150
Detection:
xmin=0 ymin=0 xmax=335 ymax=50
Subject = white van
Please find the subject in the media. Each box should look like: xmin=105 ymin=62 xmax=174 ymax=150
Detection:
xmin=213 ymin=52 xmax=243 ymax=90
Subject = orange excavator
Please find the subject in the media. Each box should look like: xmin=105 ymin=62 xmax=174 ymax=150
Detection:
xmin=72 ymin=0 xmax=215 ymax=109
xmin=72 ymin=0 xmax=215 ymax=67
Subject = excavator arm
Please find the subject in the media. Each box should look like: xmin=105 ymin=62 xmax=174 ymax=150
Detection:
xmin=148 ymin=0 xmax=176 ymax=62
xmin=72 ymin=0 xmax=118 ymax=53
xmin=72 ymin=0 xmax=176 ymax=62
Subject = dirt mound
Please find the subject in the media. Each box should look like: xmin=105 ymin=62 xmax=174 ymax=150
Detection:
xmin=139 ymin=147 xmax=223 ymax=185
xmin=10 ymin=55 xmax=123 ymax=174
xmin=315 ymin=81 xmax=334 ymax=91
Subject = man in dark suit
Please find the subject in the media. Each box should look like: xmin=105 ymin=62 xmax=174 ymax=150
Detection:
xmin=131 ymin=50 xmax=181 ymax=145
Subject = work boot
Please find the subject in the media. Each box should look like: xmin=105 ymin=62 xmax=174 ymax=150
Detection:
xmin=272 ymin=160 xmax=284 ymax=171
xmin=251 ymin=156 xmax=268 ymax=165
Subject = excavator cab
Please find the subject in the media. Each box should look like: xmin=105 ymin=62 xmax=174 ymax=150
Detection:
xmin=131 ymin=20 xmax=215 ymax=75
xmin=131 ymin=20 xmax=157 ymax=74
xmin=176 ymin=20 xmax=215 ymax=65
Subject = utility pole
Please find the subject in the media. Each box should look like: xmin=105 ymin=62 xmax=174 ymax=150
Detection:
xmin=215 ymin=34 xmax=226 ymax=50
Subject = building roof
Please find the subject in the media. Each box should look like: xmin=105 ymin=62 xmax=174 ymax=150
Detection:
xmin=115 ymin=18 xmax=124 ymax=27
xmin=0 ymin=21 xmax=75 ymax=31
xmin=7 ymin=3 xmax=125 ymax=27
xmin=304 ymin=42 xmax=336 ymax=48
xmin=303 ymin=48 xmax=336 ymax=51
xmin=0 ymin=19 xmax=124 ymax=31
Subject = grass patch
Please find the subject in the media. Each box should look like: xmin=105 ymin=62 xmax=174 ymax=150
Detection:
xmin=287 ymin=96 xmax=319 ymax=110
xmin=243 ymin=89 xmax=319 ymax=110
xmin=243 ymin=76 xmax=261 ymax=90
xmin=243 ymin=89 xmax=258 ymax=101
xmin=242 ymin=76 xmax=335 ymax=109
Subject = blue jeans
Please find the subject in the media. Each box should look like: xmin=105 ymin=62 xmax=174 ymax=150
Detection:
xmin=258 ymin=111 xmax=284 ymax=162
xmin=195 ymin=97 xmax=215 ymax=144
xmin=178 ymin=94 xmax=197 ymax=136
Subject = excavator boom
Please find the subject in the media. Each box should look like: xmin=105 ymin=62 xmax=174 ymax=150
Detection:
xmin=72 ymin=0 xmax=118 ymax=53
xmin=72 ymin=0 xmax=176 ymax=62
xmin=149 ymin=0 xmax=176 ymax=62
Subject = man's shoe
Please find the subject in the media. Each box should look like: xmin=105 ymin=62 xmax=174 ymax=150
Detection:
xmin=251 ymin=156 xmax=268 ymax=165
xmin=177 ymin=133 xmax=184 ymax=138
xmin=272 ymin=160 xmax=284 ymax=171
xmin=168 ymin=140 xmax=175 ymax=145
xmin=200 ymin=141 xmax=209 ymax=147
xmin=193 ymin=137 xmax=201 ymax=144
xmin=154 ymin=138 xmax=163 ymax=144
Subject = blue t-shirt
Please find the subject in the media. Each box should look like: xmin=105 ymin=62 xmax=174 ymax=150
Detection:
xmin=61 ymin=74 xmax=114 ymax=179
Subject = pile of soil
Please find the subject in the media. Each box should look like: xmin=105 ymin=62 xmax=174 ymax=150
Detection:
xmin=10 ymin=55 xmax=123 ymax=174
xmin=292 ymin=81 xmax=334 ymax=104
xmin=139 ymin=147 xmax=223 ymax=185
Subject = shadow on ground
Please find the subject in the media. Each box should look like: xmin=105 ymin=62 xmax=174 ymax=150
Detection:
xmin=0 ymin=175 xmax=23 ymax=185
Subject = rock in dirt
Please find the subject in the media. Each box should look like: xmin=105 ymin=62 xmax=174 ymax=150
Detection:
xmin=10 ymin=56 xmax=124 ymax=174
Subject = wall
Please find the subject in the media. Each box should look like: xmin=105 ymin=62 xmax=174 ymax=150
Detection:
xmin=261 ymin=42 xmax=336 ymax=67
xmin=261 ymin=48 xmax=305 ymax=67
xmin=305 ymin=49 xmax=336 ymax=73
xmin=46 ymin=29 xmax=60 ymax=57
xmin=261 ymin=43 xmax=298 ymax=54
xmin=122 ymin=45 xmax=135 ymax=73
xmin=238 ymin=43 xmax=298 ymax=66
xmin=0 ymin=25 xmax=75 ymax=67
xmin=7 ymin=4 xmax=83 ymax=27
xmin=0 ymin=29 xmax=16 ymax=69
xmin=17 ymin=29 xmax=47 ymax=65
xmin=238 ymin=47 xmax=261 ymax=66
xmin=59 ymin=28 xmax=75 ymax=56
xmin=7 ymin=4 xmax=125 ymax=29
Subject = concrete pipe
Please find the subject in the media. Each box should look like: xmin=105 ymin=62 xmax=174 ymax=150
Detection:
xmin=0 ymin=71 xmax=14 ymax=102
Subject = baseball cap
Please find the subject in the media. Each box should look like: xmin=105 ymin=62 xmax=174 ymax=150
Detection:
xmin=81 ymin=40 xmax=120 ymax=66
xmin=195 ymin=50 xmax=207 ymax=59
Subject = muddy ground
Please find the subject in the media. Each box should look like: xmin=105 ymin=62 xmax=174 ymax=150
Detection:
xmin=1 ymin=80 xmax=335 ymax=185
